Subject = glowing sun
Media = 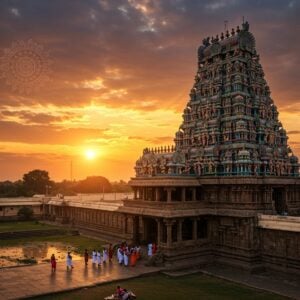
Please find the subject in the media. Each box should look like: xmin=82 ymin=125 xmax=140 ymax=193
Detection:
xmin=85 ymin=149 xmax=97 ymax=160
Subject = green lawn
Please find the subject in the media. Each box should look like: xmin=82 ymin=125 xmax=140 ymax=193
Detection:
xmin=34 ymin=273 xmax=286 ymax=300
xmin=0 ymin=221 xmax=59 ymax=232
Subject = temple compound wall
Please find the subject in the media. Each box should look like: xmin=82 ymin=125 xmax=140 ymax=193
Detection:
xmin=45 ymin=177 xmax=300 ymax=275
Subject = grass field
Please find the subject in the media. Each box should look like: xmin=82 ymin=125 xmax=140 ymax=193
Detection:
xmin=35 ymin=273 xmax=286 ymax=300
xmin=0 ymin=221 xmax=59 ymax=232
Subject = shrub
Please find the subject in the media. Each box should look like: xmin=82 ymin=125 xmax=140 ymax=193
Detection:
xmin=17 ymin=206 xmax=34 ymax=220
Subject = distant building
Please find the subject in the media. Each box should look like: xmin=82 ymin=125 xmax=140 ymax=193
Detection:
xmin=45 ymin=22 xmax=300 ymax=274
xmin=0 ymin=197 xmax=43 ymax=220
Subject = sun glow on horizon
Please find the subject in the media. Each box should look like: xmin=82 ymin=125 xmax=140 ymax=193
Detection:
xmin=85 ymin=149 xmax=97 ymax=160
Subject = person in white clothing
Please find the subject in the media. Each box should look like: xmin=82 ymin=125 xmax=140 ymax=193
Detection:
xmin=117 ymin=246 xmax=123 ymax=264
xmin=97 ymin=250 xmax=102 ymax=266
xmin=147 ymin=243 xmax=153 ymax=257
xmin=66 ymin=252 xmax=74 ymax=270
xmin=92 ymin=249 xmax=97 ymax=264
xmin=123 ymin=247 xmax=129 ymax=266
xmin=102 ymin=248 xmax=108 ymax=263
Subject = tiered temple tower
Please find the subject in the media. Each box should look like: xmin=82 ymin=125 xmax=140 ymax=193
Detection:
xmin=135 ymin=21 xmax=298 ymax=178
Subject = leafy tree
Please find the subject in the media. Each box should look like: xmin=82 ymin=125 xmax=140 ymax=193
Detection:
xmin=52 ymin=180 xmax=77 ymax=196
xmin=74 ymin=176 xmax=112 ymax=193
xmin=17 ymin=206 xmax=34 ymax=220
xmin=0 ymin=181 xmax=18 ymax=197
xmin=22 ymin=169 xmax=52 ymax=196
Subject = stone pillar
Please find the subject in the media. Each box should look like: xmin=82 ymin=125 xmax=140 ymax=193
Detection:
xmin=166 ymin=188 xmax=172 ymax=203
xmin=155 ymin=218 xmax=161 ymax=245
xmin=166 ymin=222 xmax=172 ymax=247
xmin=132 ymin=216 xmax=138 ymax=243
xmin=123 ymin=215 xmax=127 ymax=234
xmin=133 ymin=187 xmax=137 ymax=200
xmin=155 ymin=188 xmax=160 ymax=202
xmin=181 ymin=188 xmax=186 ymax=201
xmin=193 ymin=218 xmax=197 ymax=240
xmin=177 ymin=220 xmax=182 ymax=242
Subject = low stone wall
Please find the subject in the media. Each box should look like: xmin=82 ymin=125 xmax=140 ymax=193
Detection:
xmin=258 ymin=215 xmax=300 ymax=275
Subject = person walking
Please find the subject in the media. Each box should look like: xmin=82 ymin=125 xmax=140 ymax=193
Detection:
xmin=102 ymin=248 xmax=108 ymax=264
xmin=136 ymin=245 xmax=141 ymax=260
xmin=130 ymin=249 xmax=137 ymax=267
xmin=92 ymin=249 xmax=97 ymax=264
xmin=152 ymin=242 xmax=157 ymax=255
xmin=108 ymin=243 xmax=113 ymax=262
xmin=123 ymin=247 xmax=129 ymax=267
xmin=97 ymin=250 xmax=102 ymax=267
xmin=66 ymin=252 xmax=74 ymax=270
xmin=50 ymin=253 xmax=56 ymax=272
xmin=84 ymin=249 xmax=89 ymax=266
xmin=117 ymin=246 xmax=123 ymax=265
xmin=147 ymin=242 xmax=153 ymax=257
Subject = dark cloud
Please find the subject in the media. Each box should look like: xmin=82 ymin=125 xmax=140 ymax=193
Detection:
xmin=0 ymin=0 xmax=298 ymax=111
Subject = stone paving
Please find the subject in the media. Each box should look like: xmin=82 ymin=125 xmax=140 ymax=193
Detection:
xmin=1 ymin=258 xmax=300 ymax=300
xmin=0 ymin=259 xmax=161 ymax=300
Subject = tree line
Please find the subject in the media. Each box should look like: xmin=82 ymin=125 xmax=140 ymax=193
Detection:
xmin=0 ymin=169 xmax=132 ymax=197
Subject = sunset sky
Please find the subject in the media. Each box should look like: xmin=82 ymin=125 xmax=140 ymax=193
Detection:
xmin=0 ymin=0 xmax=299 ymax=182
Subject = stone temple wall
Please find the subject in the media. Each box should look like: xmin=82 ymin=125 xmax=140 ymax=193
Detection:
xmin=258 ymin=215 xmax=300 ymax=274
xmin=42 ymin=200 xmax=300 ymax=275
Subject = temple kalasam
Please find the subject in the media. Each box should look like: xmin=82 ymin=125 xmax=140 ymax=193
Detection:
xmin=44 ymin=22 xmax=300 ymax=274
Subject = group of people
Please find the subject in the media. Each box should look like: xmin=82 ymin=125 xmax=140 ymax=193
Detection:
xmin=116 ymin=243 xmax=141 ymax=267
xmin=50 ymin=251 xmax=75 ymax=272
xmin=50 ymin=241 xmax=158 ymax=272
xmin=90 ymin=244 xmax=114 ymax=267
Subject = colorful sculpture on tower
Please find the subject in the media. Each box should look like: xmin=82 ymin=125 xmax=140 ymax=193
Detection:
xmin=135 ymin=22 xmax=299 ymax=177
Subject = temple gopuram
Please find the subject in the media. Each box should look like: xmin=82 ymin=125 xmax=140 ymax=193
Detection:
xmin=44 ymin=22 xmax=300 ymax=274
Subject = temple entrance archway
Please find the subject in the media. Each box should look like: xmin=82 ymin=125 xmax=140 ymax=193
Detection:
xmin=143 ymin=217 xmax=157 ymax=243
xmin=272 ymin=187 xmax=286 ymax=215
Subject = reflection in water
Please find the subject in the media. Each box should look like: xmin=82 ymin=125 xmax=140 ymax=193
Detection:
xmin=84 ymin=264 xmax=89 ymax=278
xmin=23 ymin=244 xmax=48 ymax=259
xmin=50 ymin=271 xmax=56 ymax=285
xmin=0 ymin=243 xmax=82 ymax=268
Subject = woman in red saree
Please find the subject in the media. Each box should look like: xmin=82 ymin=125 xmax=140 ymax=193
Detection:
xmin=50 ymin=254 xmax=56 ymax=272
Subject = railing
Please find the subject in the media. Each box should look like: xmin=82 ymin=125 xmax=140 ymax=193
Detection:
xmin=143 ymin=145 xmax=175 ymax=154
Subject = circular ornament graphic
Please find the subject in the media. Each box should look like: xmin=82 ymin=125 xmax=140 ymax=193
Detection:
xmin=0 ymin=39 xmax=52 ymax=93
